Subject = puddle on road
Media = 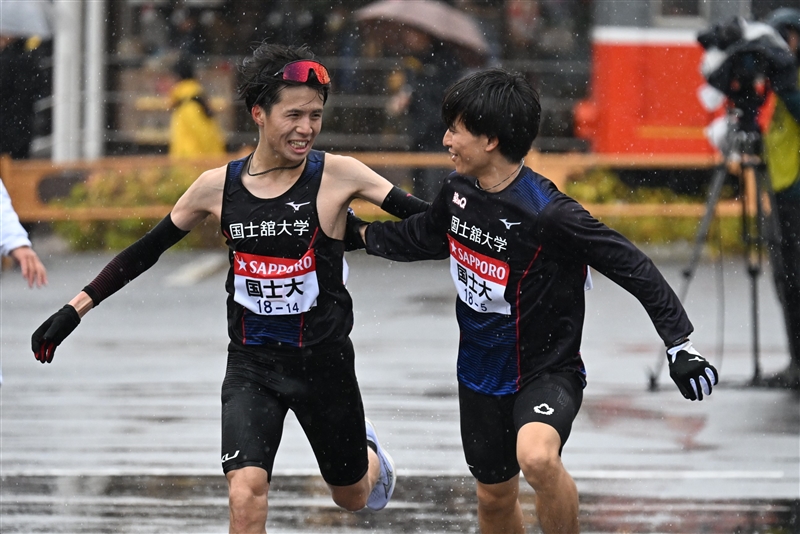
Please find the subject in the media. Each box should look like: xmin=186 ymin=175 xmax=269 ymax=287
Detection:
xmin=1 ymin=475 xmax=797 ymax=533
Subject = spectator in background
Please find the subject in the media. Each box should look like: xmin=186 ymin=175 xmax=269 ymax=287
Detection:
xmin=504 ymin=0 xmax=582 ymax=60
xmin=259 ymin=1 xmax=328 ymax=52
xmin=0 ymin=35 xmax=45 ymax=159
xmin=385 ymin=27 xmax=464 ymax=201
xmin=168 ymin=54 xmax=226 ymax=158
xmin=763 ymin=8 xmax=800 ymax=389
xmin=1 ymin=178 xmax=47 ymax=288
xmin=169 ymin=6 xmax=206 ymax=57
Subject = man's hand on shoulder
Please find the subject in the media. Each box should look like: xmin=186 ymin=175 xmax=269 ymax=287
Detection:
xmin=344 ymin=208 xmax=367 ymax=251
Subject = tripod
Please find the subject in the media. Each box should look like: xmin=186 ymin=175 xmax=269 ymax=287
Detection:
xmin=648 ymin=111 xmax=776 ymax=390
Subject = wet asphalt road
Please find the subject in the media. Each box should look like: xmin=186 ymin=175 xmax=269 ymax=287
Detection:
xmin=1 ymin=244 xmax=798 ymax=533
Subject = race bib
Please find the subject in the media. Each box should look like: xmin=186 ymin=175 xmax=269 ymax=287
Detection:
xmin=232 ymin=249 xmax=319 ymax=315
xmin=448 ymin=236 xmax=511 ymax=315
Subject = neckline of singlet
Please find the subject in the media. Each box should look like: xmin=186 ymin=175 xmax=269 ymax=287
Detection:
xmin=236 ymin=153 xmax=313 ymax=202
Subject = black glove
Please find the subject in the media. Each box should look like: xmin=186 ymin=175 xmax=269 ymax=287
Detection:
xmin=667 ymin=340 xmax=718 ymax=401
xmin=31 ymin=305 xmax=81 ymax=364
xmin=344 ymin=207 xmax=367 ymax=251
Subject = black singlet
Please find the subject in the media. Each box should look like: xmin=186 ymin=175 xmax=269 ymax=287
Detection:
xmin=220 ymin=150 xmax=352 ymax=348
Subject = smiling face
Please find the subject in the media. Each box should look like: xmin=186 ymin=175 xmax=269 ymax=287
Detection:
xmin=254 ymin=85 xmax=324 ymax=164
xmin=443 ymin=119 xmax=493 ymax=178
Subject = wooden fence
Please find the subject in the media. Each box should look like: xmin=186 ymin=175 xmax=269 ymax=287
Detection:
xmin=1 ymin=151 xmax=739 ymax=223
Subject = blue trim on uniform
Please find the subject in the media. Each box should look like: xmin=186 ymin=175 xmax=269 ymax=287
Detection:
xmin=456 ymin=301 xmax=519 ymax=395
xmin=512 ymin=171 xmax=552 ymax=215
xmin=306 ymin=150 xmax=324 ymax=177
xmin=228 ymin=158 xmax=246 ymax=184
xmin=243 ymin=310 xmax=302 ymax=346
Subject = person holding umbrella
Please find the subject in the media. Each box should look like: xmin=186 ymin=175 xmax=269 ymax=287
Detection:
xmin=355 ymin=0 xmax=490 ymax=201
xmin=352 ymin=68 xmax=718 ymax=533
xmin=30 ymin=42 xmax=429 ymax=533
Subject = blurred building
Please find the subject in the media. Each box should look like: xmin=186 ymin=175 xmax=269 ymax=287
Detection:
xmin=29 ymin=0 xmax=798 ymax=162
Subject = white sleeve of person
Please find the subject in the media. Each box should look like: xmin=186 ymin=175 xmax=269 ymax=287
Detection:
xmin=0 ymin=179 xmax=32 ymax=257
xmin=666 ymin=340 xmax=719 ymax=401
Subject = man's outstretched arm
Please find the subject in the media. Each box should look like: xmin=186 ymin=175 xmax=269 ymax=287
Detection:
xmin=30 ymin=167 xmax=223 ymax=363
xmin=31 ymin=214 xmax=190 ymax=363
xmin=537 ymin=195 xmax=718 ymax=400
xmin=359 ymin=184 xmax=450 ymax=262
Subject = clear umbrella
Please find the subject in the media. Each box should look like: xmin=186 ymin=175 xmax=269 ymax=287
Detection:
xmin=354 ymin=0 xmax=490 ymax=57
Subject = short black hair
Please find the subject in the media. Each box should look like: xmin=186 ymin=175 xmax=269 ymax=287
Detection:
xmin=237 ymin=42 xmax=329 ymax=114
xmin=441 ymin=68 xmax=540 ymax=162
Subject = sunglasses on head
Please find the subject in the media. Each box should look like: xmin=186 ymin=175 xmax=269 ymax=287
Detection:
xmin=274 ymin=60 xmax=331 ymax=85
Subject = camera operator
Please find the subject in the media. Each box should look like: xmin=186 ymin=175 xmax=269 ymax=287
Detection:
xmin=699 ymin=10 xmax=800 ymax=389
xmin=763 ymin=8 xmax=800 ymax=389
xmin=698 ymin=11 xmax=800 ymax=389
xmin=699 ymin=14 xmax=800 ymax=130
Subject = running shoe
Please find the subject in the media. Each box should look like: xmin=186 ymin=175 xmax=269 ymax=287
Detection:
xmin=365 ymin=418 xmax=396 ymax=511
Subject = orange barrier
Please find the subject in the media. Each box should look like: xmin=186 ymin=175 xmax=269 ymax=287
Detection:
xmin=1 ymin=151 xmax=725 ymax=223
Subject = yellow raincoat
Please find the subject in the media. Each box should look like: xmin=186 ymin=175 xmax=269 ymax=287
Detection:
xmin=169 ymin=79 xmax=226 ymax=157
xmin=764 ymin=71 xmax=800 ymax=193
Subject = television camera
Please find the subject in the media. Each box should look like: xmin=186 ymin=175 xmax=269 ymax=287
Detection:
xmin=647 ymin=17 xmax=795 ymax=390
xmin=697 ymin=16 xmax=796 ymax=133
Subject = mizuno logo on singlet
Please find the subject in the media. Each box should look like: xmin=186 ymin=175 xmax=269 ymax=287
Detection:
xmin=500 ymin=219 xmax=521 ymax=229
xmin=286 ymin=201 xmax=310 ymax=211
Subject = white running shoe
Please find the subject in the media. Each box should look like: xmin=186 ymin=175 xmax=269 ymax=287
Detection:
xmin=365 ymin=418 xmax=396 ymax=511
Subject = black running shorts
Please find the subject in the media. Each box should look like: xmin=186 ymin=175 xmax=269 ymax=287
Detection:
xmin=220 ymin=338 xmax=369 ymax=486
xmin=459 ymin=371 xmax=583 ymax=485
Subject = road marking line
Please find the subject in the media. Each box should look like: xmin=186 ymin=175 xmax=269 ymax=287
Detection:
xmin=569 ymin=470 xmax=786 ymax=479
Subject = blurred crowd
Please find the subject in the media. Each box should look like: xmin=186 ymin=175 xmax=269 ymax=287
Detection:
xmin=0 ymin=0 xmax=591 ymax=161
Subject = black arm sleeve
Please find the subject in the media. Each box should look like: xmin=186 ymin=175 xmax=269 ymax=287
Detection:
xmin=82 ymin=214 xmax=190 ymax=306
xmin=380 ymin=186 xmax=430 ymax=218
xmin=538 ymin=196 xmax=693 ymax=346
xmin=365 ymin=186 xmax=449 ymax=262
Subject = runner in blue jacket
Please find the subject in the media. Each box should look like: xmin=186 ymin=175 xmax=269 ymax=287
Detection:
xmin=355 ymin=68 xmax=719 ymax=534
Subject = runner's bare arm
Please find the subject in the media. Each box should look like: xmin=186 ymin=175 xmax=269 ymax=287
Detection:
xmin=69 ymin=167 xmax=225 ymax=316
xmin=170 ymin=166 xmax=226 ymax=230
xmin=328 ymin=155 xmax=429 ymax=216
xmin=324 ymin=154 xmax=395 ymax=205
xmin=32 ymin=167 xmax=227 ymax=363
xmin=319 ymin=154 xmax=428 ymax=239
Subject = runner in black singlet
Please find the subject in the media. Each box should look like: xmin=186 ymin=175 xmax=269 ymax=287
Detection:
xmin=30 ymin=43 xmax=428 ymax=533
xmin=354 ymin=68 xmax=720 ymax=534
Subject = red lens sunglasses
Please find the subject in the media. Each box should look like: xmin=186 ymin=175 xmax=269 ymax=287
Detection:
xmin=274 ymin=60 xmax=331 ymax=85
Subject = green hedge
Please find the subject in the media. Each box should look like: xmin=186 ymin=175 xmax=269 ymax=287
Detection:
xmin=53 ymin=164 xmax=745 ymax=253
xmin=53 ymin=165 xmax=223 ymax=251
xmin=562 ymin=168 xmax=744 ymax=253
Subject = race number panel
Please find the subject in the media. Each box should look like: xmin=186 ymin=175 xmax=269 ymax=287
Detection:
xmin=448 ymin=235 xmax=511 ymax=315
xmin=232 ymin=249 xmax=319 ymax=315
